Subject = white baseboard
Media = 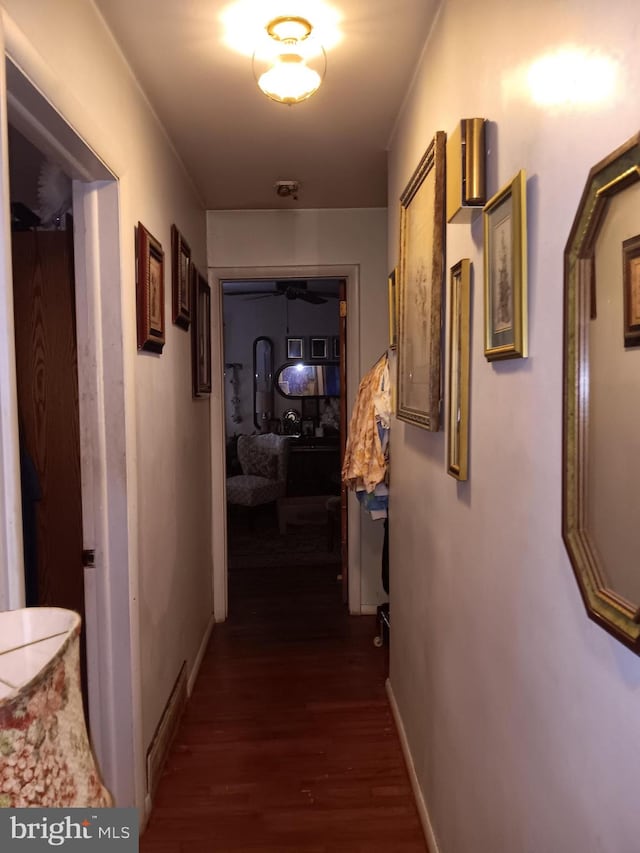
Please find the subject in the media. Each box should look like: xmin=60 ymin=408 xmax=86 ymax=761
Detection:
xmin=386 ymin=678 xmax=441 ymax=853
xmin=188 ymin=613 xmax=215 ymax=696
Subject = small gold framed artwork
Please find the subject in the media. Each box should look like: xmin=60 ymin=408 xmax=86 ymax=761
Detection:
xmin=447 ymin=259 xmax=471 ymax=480
xmin=483 ymin=169 xmax=527 ymax=360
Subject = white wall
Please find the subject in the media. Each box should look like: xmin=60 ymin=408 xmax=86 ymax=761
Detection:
xmin=208 ymin=208 xmax=388 ymax=608
xmin=0 ymin=0 xmax=212 ymax=803
xmin=388 ymin=1 xmax=640 ymax=851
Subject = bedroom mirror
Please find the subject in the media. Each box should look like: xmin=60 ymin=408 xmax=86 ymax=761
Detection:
xmin=563 ymin=131 xmax=640 ymax=652
xmin=274 ymin=362 xmax=340 ymax=398
xmin=253 ymin=336 xmax=273 ymax=431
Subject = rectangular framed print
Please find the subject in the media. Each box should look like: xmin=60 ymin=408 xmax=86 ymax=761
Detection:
xmin=192 ymin=267 xmax=212 ymax=396
xmin=136 ymin=221 xmax=165 ymax=354
xmin=397 ymin=131 xmax=446 ymax=430
xmin=483 ymin=169 xmax=528 ymax=360
xmin=447 ymin=259 xmax=471 ymax=480
xmin=388 ymin=267 xmax=398 ymax=349
xmin=623 ymin=233 xmax=640 ymax=347
xmin=310 ymin=336 xmax=328 ymax=360
xmin=171 ymin=224 xmax=191 ymax=329
xmin=286 ymin=337 xmax=304 ymax=359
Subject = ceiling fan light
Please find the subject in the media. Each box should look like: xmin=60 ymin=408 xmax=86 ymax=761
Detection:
xmin=258 ymin=55 xmax=322 ymax=104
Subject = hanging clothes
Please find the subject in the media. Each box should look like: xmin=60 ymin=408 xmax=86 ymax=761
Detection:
xmin=342 ymin=351 xmax=391 ymax=517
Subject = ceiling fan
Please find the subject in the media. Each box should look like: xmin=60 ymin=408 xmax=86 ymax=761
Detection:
xmin=249 ymin=281 xmax=339 ymax=305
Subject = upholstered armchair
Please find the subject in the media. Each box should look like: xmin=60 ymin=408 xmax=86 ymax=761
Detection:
xmin=226 ymin=433 xmax=289 ymax=519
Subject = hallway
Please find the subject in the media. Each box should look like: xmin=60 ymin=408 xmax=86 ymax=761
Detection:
xmin=141 ymin=542 xmax=426 ymax=852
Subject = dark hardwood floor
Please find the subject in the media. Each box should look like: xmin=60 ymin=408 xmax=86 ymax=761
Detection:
xmin=141 ymin=519 xmax=427 ymax=853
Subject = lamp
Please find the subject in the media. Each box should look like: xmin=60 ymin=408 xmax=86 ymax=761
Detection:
xmin=253 ymin=16 xmax=326 ymax=105
xmin=0 ymin=608 xmax=112 ymax=807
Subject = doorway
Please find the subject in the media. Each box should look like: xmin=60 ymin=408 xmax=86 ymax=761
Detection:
xmin=209 ymin=263 xmax=362 ymax=622
xmin=0 ymin=55 xmax=140 ymax=807
xmin=222 ymin=278 xmax=345 ymax=609
xmin=8 ymin=125 xmax=88 ymax=706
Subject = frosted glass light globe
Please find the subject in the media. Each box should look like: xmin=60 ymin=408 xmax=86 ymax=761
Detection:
xmin=258 ymin=54 xmax=322 ymax=104
xmin=252 ymin=16 xmax=326 ymax=105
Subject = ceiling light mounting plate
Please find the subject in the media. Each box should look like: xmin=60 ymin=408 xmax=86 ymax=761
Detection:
xmin=267 ymin=16 xmax=312 ymax=43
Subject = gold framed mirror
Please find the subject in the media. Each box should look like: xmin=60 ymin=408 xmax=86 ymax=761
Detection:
xmin=563 ymin=131 xmax=640 ymax=652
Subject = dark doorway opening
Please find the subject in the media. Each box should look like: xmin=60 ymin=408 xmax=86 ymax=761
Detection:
xmin=9 ymin=124 xmax=88 ymax=710
xmin=222 ymin=277 xmax=347 ymax=613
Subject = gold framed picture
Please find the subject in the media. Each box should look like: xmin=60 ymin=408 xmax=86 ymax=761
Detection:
xmin=483 ymin=169 xmax=528 ymax=360
xmin=397 ymin=131 xmax=446 ymax=430
xmin=447 ymin=259 xmax=471 ymax=481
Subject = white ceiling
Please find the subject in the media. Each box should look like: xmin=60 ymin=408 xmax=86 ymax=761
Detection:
xmin=94 ymin=0 xmax=438 ymax=210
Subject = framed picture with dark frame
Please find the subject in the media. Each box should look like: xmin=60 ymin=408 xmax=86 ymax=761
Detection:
xmin=483 ymin=169 xmax=528 ymax=360
xmin=310 ymin=336 xmax=328 ymax=360
xmin=172 ymin=224 xmax=191 ymax=329
xmin=397 ymin=131 xmax=446 ymax=431
xmin=331 ymin=336 xmax=340 ymax=360
xmin=623 ymin=234 xmax=640 ymax=347
xmin=286 ymin=336 xmax=304 ymax=359
xmin=136 ymin=221 xmax=165 ymax=354
xmin=191 ymin=266 xmax=211 ymax=396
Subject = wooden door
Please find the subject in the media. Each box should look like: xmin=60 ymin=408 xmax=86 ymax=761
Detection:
xmin=338 ymin=279 xmax=348 ymax=604
xmin=12 ymin=227 xmax=87 ymax=701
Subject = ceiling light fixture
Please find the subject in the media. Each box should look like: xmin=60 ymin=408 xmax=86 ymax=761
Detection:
xmin=252 ymin=15 xmax=326 ymax=105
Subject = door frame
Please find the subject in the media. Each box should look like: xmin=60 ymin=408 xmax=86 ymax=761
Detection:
xmin=0 ymin=20 xmax=142 ymax=809
xmin=209 ymin=263 xmax=362 ymax=621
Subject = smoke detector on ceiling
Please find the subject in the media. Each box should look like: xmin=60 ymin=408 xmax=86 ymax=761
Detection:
xmin=275 ymin=180 xmax=300 ymax=200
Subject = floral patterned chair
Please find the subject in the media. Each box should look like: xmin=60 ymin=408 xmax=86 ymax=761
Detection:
xmin=226 ymin=433 xmax=289 ymax=522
